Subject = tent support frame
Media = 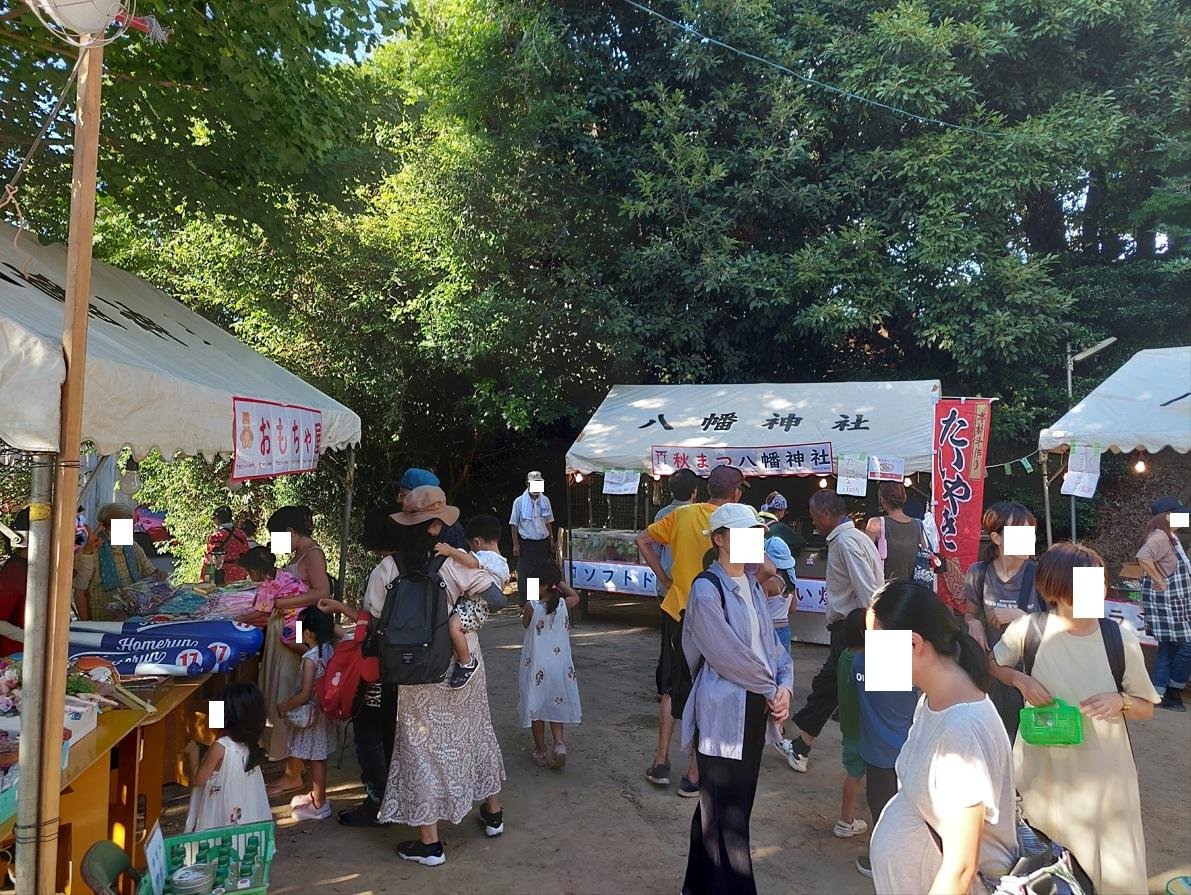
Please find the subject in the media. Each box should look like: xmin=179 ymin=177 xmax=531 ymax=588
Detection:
xmin=1041 ymin=451 xmax=1054 ymax=548
xmin=337 ymin=445 xmax=354 ymax=598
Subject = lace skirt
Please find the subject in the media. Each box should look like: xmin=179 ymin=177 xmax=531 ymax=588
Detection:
xmin=378 ymin=650 xmax=506 ymax=827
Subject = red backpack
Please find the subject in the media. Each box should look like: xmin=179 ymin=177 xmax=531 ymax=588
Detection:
xmin=315 ymin=619 xmax=378 ymax=721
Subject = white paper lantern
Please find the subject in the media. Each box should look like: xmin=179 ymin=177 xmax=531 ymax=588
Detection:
xmin=32 ymin=0 xmax=121 ymax=35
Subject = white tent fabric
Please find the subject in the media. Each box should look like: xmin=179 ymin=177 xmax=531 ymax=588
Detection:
xmin=567 ymin=380 xmax=941 ymax=475
xmin=1038 ymin=347 xmax=1191 ymax=454
xmin=0 ymin=224 xmax=361 ymax=458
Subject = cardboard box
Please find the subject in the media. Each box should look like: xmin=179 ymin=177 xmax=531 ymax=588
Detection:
xmin=1118 ymin=562 xmax=1144 ymax=580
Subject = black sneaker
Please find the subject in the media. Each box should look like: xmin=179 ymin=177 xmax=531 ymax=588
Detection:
xmin=337 ymin=800 xmax=381 ymax=827
xmin=856 ymin=854 xmax=873 ymax=878
xmin=397 ymin=840 xmax=446 ymax=866
xmin=479 ymin=806 xmax=504 ymax=837
xmin=1158 ymin=695 xmax=1187 ymax=712
xmin=645 ymin=763 xmax=671 ymax=786
xmin=677 ymin=776 xmax=699 ymax=798
xmin=448 ymin=658 xmax=479 ymax=690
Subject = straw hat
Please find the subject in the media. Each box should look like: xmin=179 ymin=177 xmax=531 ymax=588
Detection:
xmin=390 ymin=486 xmax=460 ymax=527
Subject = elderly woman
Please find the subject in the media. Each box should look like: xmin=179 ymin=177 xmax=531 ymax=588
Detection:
xmin=73 ymin=503 xmax=159 ymax=620
xmin=379 ymin=486 xmax=507 ymax=866
xmin=1136 ymin=496 xmax=1191 ymax=711
xmin=992 ymin=543 xmax=1158 ymax=894
xmin=681 ymin=503 xmax=793 ymax=895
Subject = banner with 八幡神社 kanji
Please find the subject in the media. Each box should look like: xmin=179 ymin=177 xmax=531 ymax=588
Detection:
xmin=932 ymin=398 xmax=992 ymax=610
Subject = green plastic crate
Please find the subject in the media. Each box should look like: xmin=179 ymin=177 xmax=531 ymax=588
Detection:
xmin=137 ymin=820 xmax=275 ymax=895
xmin=1019 ymin=698 xmax=1083 ymax=747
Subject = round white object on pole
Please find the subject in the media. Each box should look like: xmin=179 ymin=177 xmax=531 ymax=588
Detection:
xmin=32 ymin=0 xmax=121 ymax=35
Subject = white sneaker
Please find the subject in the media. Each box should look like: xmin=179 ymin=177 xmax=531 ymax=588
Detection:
xmin=289 ymin=792 xmax=313 ymax=809
xmin=833 ymin=818 xmax=869 ymax=839
xmin=292 ymin=800 xmax=332 ymax=822
xmin=773 ymin=738 xmax=809 ymax=773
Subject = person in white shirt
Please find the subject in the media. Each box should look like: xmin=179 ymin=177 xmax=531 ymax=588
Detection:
xmin=509 ymin=470 xmax=556 ymax=605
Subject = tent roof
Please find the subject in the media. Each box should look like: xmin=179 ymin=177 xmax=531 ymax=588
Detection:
xmin=566 ymin=380 xmax=941 ymax=475
xmin=1039 ymin=346 xmax=1191 ymax=454
xmin=0 ymin=223 xmax=361 ymax=458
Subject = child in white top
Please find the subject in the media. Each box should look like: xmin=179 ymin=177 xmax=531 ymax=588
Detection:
xmin=519 ymin=562 xmax=582 ymax=769
xmin=276 ymin=605 xmax=337 ymax=822
xmin=186 ymin=682 xmax=272 ymax=832
xmin=434 ymin=514 xmax=510 ymax=689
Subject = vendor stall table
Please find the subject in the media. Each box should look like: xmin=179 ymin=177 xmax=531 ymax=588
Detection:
xmin=0 ymin=676 xmax=212 ymax=894
xmin=112 ymin=675 xmax=210 ymax=892
xmin=0 ymin=707 xmax=144 ymax=893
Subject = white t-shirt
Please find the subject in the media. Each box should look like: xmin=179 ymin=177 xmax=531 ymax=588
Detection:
xmin=364 ymin=555 xmax=398 ymax=619
xmin=475 ymin=549 xmax=510 ymax=587
xmin=871 ymin=695 xmax=1017 ymax=895
xmin=732 ymin=575 xmax=767 ymax=661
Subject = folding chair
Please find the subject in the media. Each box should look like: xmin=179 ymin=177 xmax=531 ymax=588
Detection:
xmin=81 ymin=840 xmax=143 ymax=895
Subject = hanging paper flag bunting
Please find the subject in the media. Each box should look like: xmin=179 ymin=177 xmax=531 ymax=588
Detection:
xmin=1021 ymin=456 xmax=1034 ymax=473
xmin=1005 ymin=463 xmax=1013 ymax=476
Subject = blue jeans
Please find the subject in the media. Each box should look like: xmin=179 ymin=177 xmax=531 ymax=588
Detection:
xmin=775 ymin=624 xmax=792 ymax=657
xmin=1151 ymin=639 xmax=1191 ymax=691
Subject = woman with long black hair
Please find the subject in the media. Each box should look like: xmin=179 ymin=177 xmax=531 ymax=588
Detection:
xmin=377 ymin=486 xmax=507 ymax=866
xmin=869 ymin=580 xmax=1017 ymax=895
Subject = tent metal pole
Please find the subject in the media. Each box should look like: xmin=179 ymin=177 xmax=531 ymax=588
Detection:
xmin=337 ymin=445 xmax=354 ymax=600
xmin=1041 ymin=451 xmax=1054 ymax=548
xmin=14 ymin=457 xmax=55 ymax=895
xmin=27 ymin=39 xmax=104 ymax=895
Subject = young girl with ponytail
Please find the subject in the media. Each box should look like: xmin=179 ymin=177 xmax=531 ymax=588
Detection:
xmin=868 ymin=580 xmax=1017 ymax=895
xmin=518 ymin=562 xmax=582 ymax=768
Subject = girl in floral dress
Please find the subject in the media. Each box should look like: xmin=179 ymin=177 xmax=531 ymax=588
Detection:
xmin=185 ymin=682 xmax=272 ymax=832
xmin=518 ymin=563 xmax=582 ymax=768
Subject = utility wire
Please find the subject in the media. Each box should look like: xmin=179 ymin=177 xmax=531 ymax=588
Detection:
xmin=621 ymin=0 xmax=1002 ymax=139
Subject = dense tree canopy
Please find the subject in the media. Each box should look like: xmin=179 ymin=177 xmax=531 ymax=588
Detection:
xmin=1 ymin=0 xmax=1187 ymax=584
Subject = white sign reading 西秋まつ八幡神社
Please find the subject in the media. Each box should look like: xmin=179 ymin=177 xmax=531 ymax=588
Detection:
xmin=650 ymin=443 xmax=834 ymax=477
xmin=232 ymin=397 xmax=323 ymax=481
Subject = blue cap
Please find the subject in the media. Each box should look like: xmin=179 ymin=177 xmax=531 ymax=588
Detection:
xmin=765 ymin=536 xmax=797 ymax=571
xmin=399 ymin=468 xmax=440 ymax=491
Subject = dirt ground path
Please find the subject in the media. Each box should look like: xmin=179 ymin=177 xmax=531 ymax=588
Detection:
xmin=259 ymin=600 xmax=1190 ymax=895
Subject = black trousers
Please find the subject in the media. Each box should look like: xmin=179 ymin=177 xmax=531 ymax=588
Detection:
xmin=354 ymin=683 xmax=396 ymax=805
xmin=516 ymin=537 xmax=552 ymax=604
xmin=864 ymin=762 xmax=898 ymax=825
xmin=682 ymin=692 xmax=768 ymax=895
xmin=791 ymin=619 xmax=848 ymax=739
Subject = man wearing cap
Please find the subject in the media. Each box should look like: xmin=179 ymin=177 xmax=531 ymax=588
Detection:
xmin=398 ymin=468 xmax=467 ymax=549
xmin=652 ymin=469 xmax=701 ymax=699
xmin=761 ymin=491 xmax=807 ymax=554
xmin=509 ymin=471 xmax=555 ymax=606
xmin=637 ymin=464 xmax=756 ymax=797
xmin=783 ymin=489 xmax=883 ymax=772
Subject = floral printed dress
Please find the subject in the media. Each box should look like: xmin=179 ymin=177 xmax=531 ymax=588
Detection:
xmin=518 ymin=600 xmax=582 ymax=726
xmin=185 ymin=737 xmax=272 ymax=833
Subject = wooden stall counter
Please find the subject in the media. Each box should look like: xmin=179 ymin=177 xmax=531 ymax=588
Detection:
xmin=0 ymin=707 xmax=145 ymax=893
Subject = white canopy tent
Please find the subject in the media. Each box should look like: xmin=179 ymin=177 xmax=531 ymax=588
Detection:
xmin=0 ymin=223 xmax=361 ymax=457
xmin=1039 ymin=346 xmax=1191 ymax=455
xmin=566 ymin=380 xmax=941 ymax=475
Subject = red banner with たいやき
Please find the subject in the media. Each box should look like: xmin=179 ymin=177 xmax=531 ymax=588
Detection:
xmin=932 ymin=398 xmax=992 ymax=612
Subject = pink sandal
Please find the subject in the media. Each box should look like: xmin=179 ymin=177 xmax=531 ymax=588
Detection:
xmin=550 ymin=743 xmax=567 ymax=770
xmin=532 ymin=748 xmax=549 ymax=767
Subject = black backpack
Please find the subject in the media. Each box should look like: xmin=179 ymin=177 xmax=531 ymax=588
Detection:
xmin=1023 ymin=612 xmax=1125 ymax=694
xmin=375 ymin=555 xmax=453 ymax=685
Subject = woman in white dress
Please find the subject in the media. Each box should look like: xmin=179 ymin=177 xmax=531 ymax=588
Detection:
xmin=519 ymin=562 xmax=582 ymax=768
xmin=869 ymin=580 xmax=1017 ymax=895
